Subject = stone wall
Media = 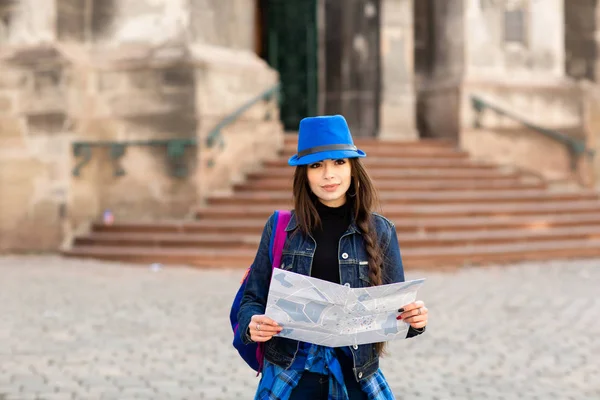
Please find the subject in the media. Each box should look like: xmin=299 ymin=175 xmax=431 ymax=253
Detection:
xmin=0 ymin=0 xmax=55 ymax=44
xmin=0 ymin=0 xmax=282 ymax=252
xmin=581 ymin=81 xmax=600 ymax=188
xmin=65 ymin=45 xmax=201 ymax=230
xmin=0 ymin=48 xmax=71 ymax=252
xmin=465 ymin=0 xmax=564 ymax=79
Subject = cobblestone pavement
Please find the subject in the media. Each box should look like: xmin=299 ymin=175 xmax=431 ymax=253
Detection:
xmin=0 ymin=255 xmax=599 ymax=400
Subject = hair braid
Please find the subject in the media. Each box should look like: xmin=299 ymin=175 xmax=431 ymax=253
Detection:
xmin=356 ymin=215 xmax=387 ymax=356
xmin=356 ymin=218 xmax=383 ymax=287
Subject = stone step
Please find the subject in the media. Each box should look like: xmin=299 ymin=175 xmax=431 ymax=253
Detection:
xmin=405 ymin=238 xmax=600 ymax=268
xmin=75 ymin=225 xmax=600 ymax=249
xmin=264 ymin=158 xmax=496 ymax=170
xmin=207 ymin=190 xmax=598 ymax=206
xmin=280 ymin=145 xmax=469 ymax=159
xmin=245 ymin=168 xmax=518 ymax=181
xmin=233 ymin=180 xmax=544 ymax=192
xmin=283 ymin=135 xmax=456 ymax=149
xmin=75 ymin=232 xmax=261 ymax=249
xmin=63 ymin=237 xmax=600 ymax=269
xmin=90 ymin=212 xmax=600 ymax=235
xmin=195 ymin=200 xmax=600 ymax=219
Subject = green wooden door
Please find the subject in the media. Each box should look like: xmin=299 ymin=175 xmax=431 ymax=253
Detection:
xmin=265 ymin=0 xmax=318 ymax=131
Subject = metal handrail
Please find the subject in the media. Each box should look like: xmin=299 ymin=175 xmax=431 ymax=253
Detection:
xmin=205 ymin=83 xmax=281 ymax=149
xmin=71 ymin=138 xmax=196 ymax=178
xmin=71 ymin=83 xmax=281 ymax=177
xmin=470 ymin=95 xmax=595 ymax=169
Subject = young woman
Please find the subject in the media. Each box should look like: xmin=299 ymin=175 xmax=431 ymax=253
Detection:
xmin=237 ymin=115 xmax=429 ymax=400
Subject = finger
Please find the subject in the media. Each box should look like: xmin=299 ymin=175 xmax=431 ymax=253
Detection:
xmin=400 ymin=306 xmax=427 ymax=320
xmin=251 ymin=321 xmax=282 ymax=334
xmin=400 ymin=300 xmax=425 ymax=312
xmin=254 ymin=316 xmax=281 ymax=327
xmin=403 ymin=315 xmax=427 ymax=324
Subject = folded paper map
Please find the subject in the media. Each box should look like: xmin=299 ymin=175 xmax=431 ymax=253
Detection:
xmin=265 ymin=269 xmax=425 ymax=347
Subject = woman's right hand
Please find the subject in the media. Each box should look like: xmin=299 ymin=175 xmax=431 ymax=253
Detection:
xmin=249 ymin=314 xmax=282 ymax=342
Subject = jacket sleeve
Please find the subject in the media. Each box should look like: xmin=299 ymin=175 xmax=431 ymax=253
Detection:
xmin=380 ymin=220 xmax=426 ymax=339
xmin=381 ymin=222 xmax=405 ymax=285
xmin=237 ymin=213 xmax=276 ymax=345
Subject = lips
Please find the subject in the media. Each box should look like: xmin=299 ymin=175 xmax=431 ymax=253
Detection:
xmin=321 ymin=184 xmax=339 ymax=192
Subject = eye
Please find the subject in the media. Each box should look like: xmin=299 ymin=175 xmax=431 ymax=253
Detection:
xmin=334 ymin=159 xmax=346 ymax=165
xmin=309 ymin=162 xmax=321 ymax=169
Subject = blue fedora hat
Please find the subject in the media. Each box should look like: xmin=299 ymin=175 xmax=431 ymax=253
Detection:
xmin=288 ymin=115 xmax=366 ymax=166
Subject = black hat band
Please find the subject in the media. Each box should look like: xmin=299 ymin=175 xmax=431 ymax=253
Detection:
xmin=297 ymin=144 xmax=358 ymax=159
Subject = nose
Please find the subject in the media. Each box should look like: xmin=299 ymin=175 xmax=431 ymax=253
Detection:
xmin=322 ymin=163 xmax=335 ymax=180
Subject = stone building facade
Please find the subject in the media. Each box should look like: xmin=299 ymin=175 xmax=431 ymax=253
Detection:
xmin=1 ymin=0 xmax=600 ymax=252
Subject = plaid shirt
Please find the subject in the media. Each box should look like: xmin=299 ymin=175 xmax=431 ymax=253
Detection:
xmin=254 ymin=344 xmax=395 ymax=400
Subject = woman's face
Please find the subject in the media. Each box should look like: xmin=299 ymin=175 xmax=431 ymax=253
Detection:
xmin=306 ymin=158 xmax=352 ymax=207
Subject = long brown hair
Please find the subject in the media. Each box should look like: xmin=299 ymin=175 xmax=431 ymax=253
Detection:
xmin=292 ymin=158 xmax=388 ymax=356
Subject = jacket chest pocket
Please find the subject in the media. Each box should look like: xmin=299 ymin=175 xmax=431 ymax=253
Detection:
xmin=358 ymin=261 xmax=371 ymax=287
xmin=279 ymin=252 xmax=295 ymax=271
xmin=278 ymin=252 xmax=312 ymax=276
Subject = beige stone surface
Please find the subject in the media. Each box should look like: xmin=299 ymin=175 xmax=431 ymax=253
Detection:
xmin=581 ymin=83 xmax=600 ymax=189
xmin=0 ymin=116 xmax=25 ymax=139
xmin=461 ymin=81 xmax=582 ymax=131
xmin=461 ymin=127 xmax=575 ymax=183
xmin=0 ymin=94 xmax=14 ymax=113
xmin=0 ymin=157 xmax=64 ymax=251
xmin=0 ymin=68 xmax=29 ymax=89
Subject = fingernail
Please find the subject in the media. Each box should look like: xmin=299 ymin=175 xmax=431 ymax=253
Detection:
xmin=396 ymin=315 xmax=403 ymax=320
xmin=398 ymin=308 xmax=404 ymax=313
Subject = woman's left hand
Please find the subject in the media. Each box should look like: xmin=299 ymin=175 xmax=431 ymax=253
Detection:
xmin=397 ymin=300 xmax=428 ymax=329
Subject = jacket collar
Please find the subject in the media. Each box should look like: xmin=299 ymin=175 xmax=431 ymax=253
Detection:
xmin=284 ymin=210 xmax=359 ymax=234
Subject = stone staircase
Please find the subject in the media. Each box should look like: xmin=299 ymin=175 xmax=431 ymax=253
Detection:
xmin=63 ymin=134 xmax=600 ymax=269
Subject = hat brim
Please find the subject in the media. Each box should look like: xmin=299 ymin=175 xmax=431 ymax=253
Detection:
xmin=287 ymin=149 xmax=366 ymax=166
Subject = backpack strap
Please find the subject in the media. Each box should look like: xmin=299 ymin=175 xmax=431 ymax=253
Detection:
xmin=256 ymin=210 xmax=291 ymax=376
xmin=271 ymin=210 xmax=291 ymax=270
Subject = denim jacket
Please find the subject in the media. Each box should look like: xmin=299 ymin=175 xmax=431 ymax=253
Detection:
xmin=237 ymin=210 xmax=420 ymax=382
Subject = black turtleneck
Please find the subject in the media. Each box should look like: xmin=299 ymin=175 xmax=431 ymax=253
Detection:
xmin=310 ymin=200 xmax=352 ymax=284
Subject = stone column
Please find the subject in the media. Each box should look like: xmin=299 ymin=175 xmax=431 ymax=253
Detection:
xmin=464 ymin=0 xmax=565 ymax=80
xmin=379 ymin=0 xmax=417 ymax=140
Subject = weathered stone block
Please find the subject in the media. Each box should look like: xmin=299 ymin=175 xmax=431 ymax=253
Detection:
xmin=126 ymin=70 xmax=159 ymax=90
xmin=0 ymin=68 xmax=29 ymax=89
xmin=26 ymin=114 xmax=66 ymax=136
xmin=75 ymin=118 xmax=122 ymax=140
xmin=0 ymin=94 xmax=14 ymax=113
xmin=33 ymin=68 xmax=63 ymax=92
xmin=0 ymin=117 xmax=24 ymax=139
xmin=0 ymin=158 xmax=63 ymax=251
xmin=162 ymin=67 xmax=195 ymax=87
xmin=97 ymin=71 xmax=124 ymax=92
